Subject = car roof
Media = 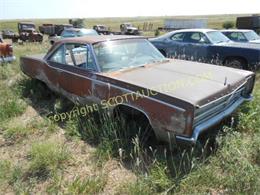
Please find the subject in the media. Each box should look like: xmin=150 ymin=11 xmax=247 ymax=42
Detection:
xmin=19 ymin=22 xmax=35 ymax=25
xmin=59 ymin=35 xmax=145 ymax=44
xmin=170 ymin=28 xmax=218 ymax=33
xmin=220 ymin=29 xmax=253 ymax=32
xmin=63 ymin=28 xmax=86 ymax=32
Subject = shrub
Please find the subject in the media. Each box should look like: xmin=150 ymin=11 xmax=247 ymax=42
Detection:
xmin=223 ymin=21 xmax=235 ymax=29
xmin=155 ymin=29 xmax=160 ymax=37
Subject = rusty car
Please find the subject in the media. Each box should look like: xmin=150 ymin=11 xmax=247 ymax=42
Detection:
xmin=39 ymin=23 xmax=73 ymax=36
xmin=1 ymin=29 xmax=16 ymax=39
xmin=120 ymin=23 xmax=140 ymax=35
xmin=93 ymin=25 xmax=110 ymax=35
xmin=0 ymin=36 xmax=16 ymax=63
xmin=20 ymin=36 xmax=255 ymax=144
xmin=12 ymin=22 xmax=43 ymax=43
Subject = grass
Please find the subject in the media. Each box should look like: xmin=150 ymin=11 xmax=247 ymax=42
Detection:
xmin=0 ymin=16 xmax=260 ymax=194
xmin=28 ymin=141 xmax=70 ymax=179
xmin=67 ymin=175 xmax=107 ymax=194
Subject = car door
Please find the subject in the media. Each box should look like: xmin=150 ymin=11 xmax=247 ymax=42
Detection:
xmin=47 ymin=43 xmax=98 ymax=104
xmin=165 ymin=32 xmax=188 ymax=58
xmin=183 ymin=32 xmax=210 ymax=62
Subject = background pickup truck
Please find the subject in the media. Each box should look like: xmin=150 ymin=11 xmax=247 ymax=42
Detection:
xmin=0 ymin=37 xmax=16 ymax=63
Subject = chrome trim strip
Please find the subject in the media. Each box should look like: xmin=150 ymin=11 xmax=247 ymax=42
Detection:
xmin=176 ymin=95 xmax=252 ymax=144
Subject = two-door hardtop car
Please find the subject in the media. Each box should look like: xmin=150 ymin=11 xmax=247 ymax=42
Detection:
xmin=20 ymin=36 xmax=255 ymax=144
xmin=221 ymin=29 xmax=260 ymax=44
xmin=150 ymin=29 xmax=260 ymax=70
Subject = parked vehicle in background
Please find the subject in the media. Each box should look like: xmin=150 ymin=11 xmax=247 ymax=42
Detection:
xmin=120 ymin=23 xmax=140 ymax=35
xmin=49 ymin=28 xmax=98 ymax=45
xmin=39 ymin=24 xmax=73 ymax=36
xmin=150 ymin=29 xmax=260 ymax=70
xmin=236 ymin=15 xmax=260 ymax=33
xmin=221 ymin=29 xmax=260 ymax=43
xmin=12 ymin=22 xmax=43 ymax=43
xmin=1 ymin=29 xmax=16 ymax=39
xmin=69 ymin=19 xmax=84 ymax=28
xmin=0 ymin=37 xmax=16 ymax=63
xmin=20 ymin=36 xmax=255 ymax=144
xmin=93 ymin=25 xmax=110 ymax=35
xmin=158 ymin=19 xmax=207 ymax=31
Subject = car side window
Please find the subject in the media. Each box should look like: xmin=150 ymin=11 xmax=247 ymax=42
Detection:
xmin=229 ymin=32 xmax=238 ymax=41
xmin=49 ymin=44 xmax=96 ymax=71
xmin=171 ymin=33 xmax=185 ymax=41
xmin=237 ymin=33 xmax=247 ymax=41
xmin=49 ymin=45 xmax=65 ymax=64
xmin=185 ymin=32 xmax=209 ymax=44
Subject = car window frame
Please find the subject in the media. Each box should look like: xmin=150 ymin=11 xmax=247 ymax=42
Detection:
xmin=47 ymin=43 xmax=100 ymax=72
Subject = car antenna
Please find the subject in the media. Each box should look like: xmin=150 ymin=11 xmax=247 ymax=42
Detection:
xmin=224 ymin=76 xmax=227 ymax=86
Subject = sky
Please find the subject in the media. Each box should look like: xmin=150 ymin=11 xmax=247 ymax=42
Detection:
xmin=0 ymin=0 xmax=260 ymax=20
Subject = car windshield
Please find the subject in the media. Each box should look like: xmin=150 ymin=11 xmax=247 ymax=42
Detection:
xmin=61 ymin=30 xmax=76 ymax=37
xmin=93 ymin=39 xmax=165 ymax=72
xmin=78 ymin=29 xmax=98 ymax=36
xmin=244 ymin=31 xmax=260 ymax=41
xmin=61 ymin=29 xmax=98 ymax=38
xmin=98 ymin=26 xmax=106 ymax=30
xmin=207 ymin=31 xmax=230 ymax=43
xmin=21 ymin=24 xmax=35 ymax=29
xmin=125 ymin=23 xmax=132 ymax=27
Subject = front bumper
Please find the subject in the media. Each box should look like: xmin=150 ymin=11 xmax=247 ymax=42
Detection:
xmin=0 ymin=56 xmax=16 ymax=63
xmin=175 ymin=95 xmax=252 ymax=144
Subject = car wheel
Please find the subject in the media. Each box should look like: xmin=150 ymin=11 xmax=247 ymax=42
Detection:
xmin=224 ymin=58 xmax=247 ymax=70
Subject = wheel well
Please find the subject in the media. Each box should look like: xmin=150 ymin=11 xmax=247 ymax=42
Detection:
xmin=223 ymin=56 xmax=248 ymax=70
xmin=113 ymin=104 xmax=158 ymax=142
xmin=158 ymin=49 xmax=167 ymax=57
xmin=113 ymin=105 xmax=151 ymax=124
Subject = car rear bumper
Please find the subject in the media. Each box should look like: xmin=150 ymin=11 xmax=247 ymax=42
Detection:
xmin=175 ymin=95 xmax=252 ymax=144
xmin=0 ymin=56 xmax=16 ymax=63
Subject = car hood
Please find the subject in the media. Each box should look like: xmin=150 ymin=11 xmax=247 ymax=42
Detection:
xmin=103 ymin=59 xmax=254 ymax=107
